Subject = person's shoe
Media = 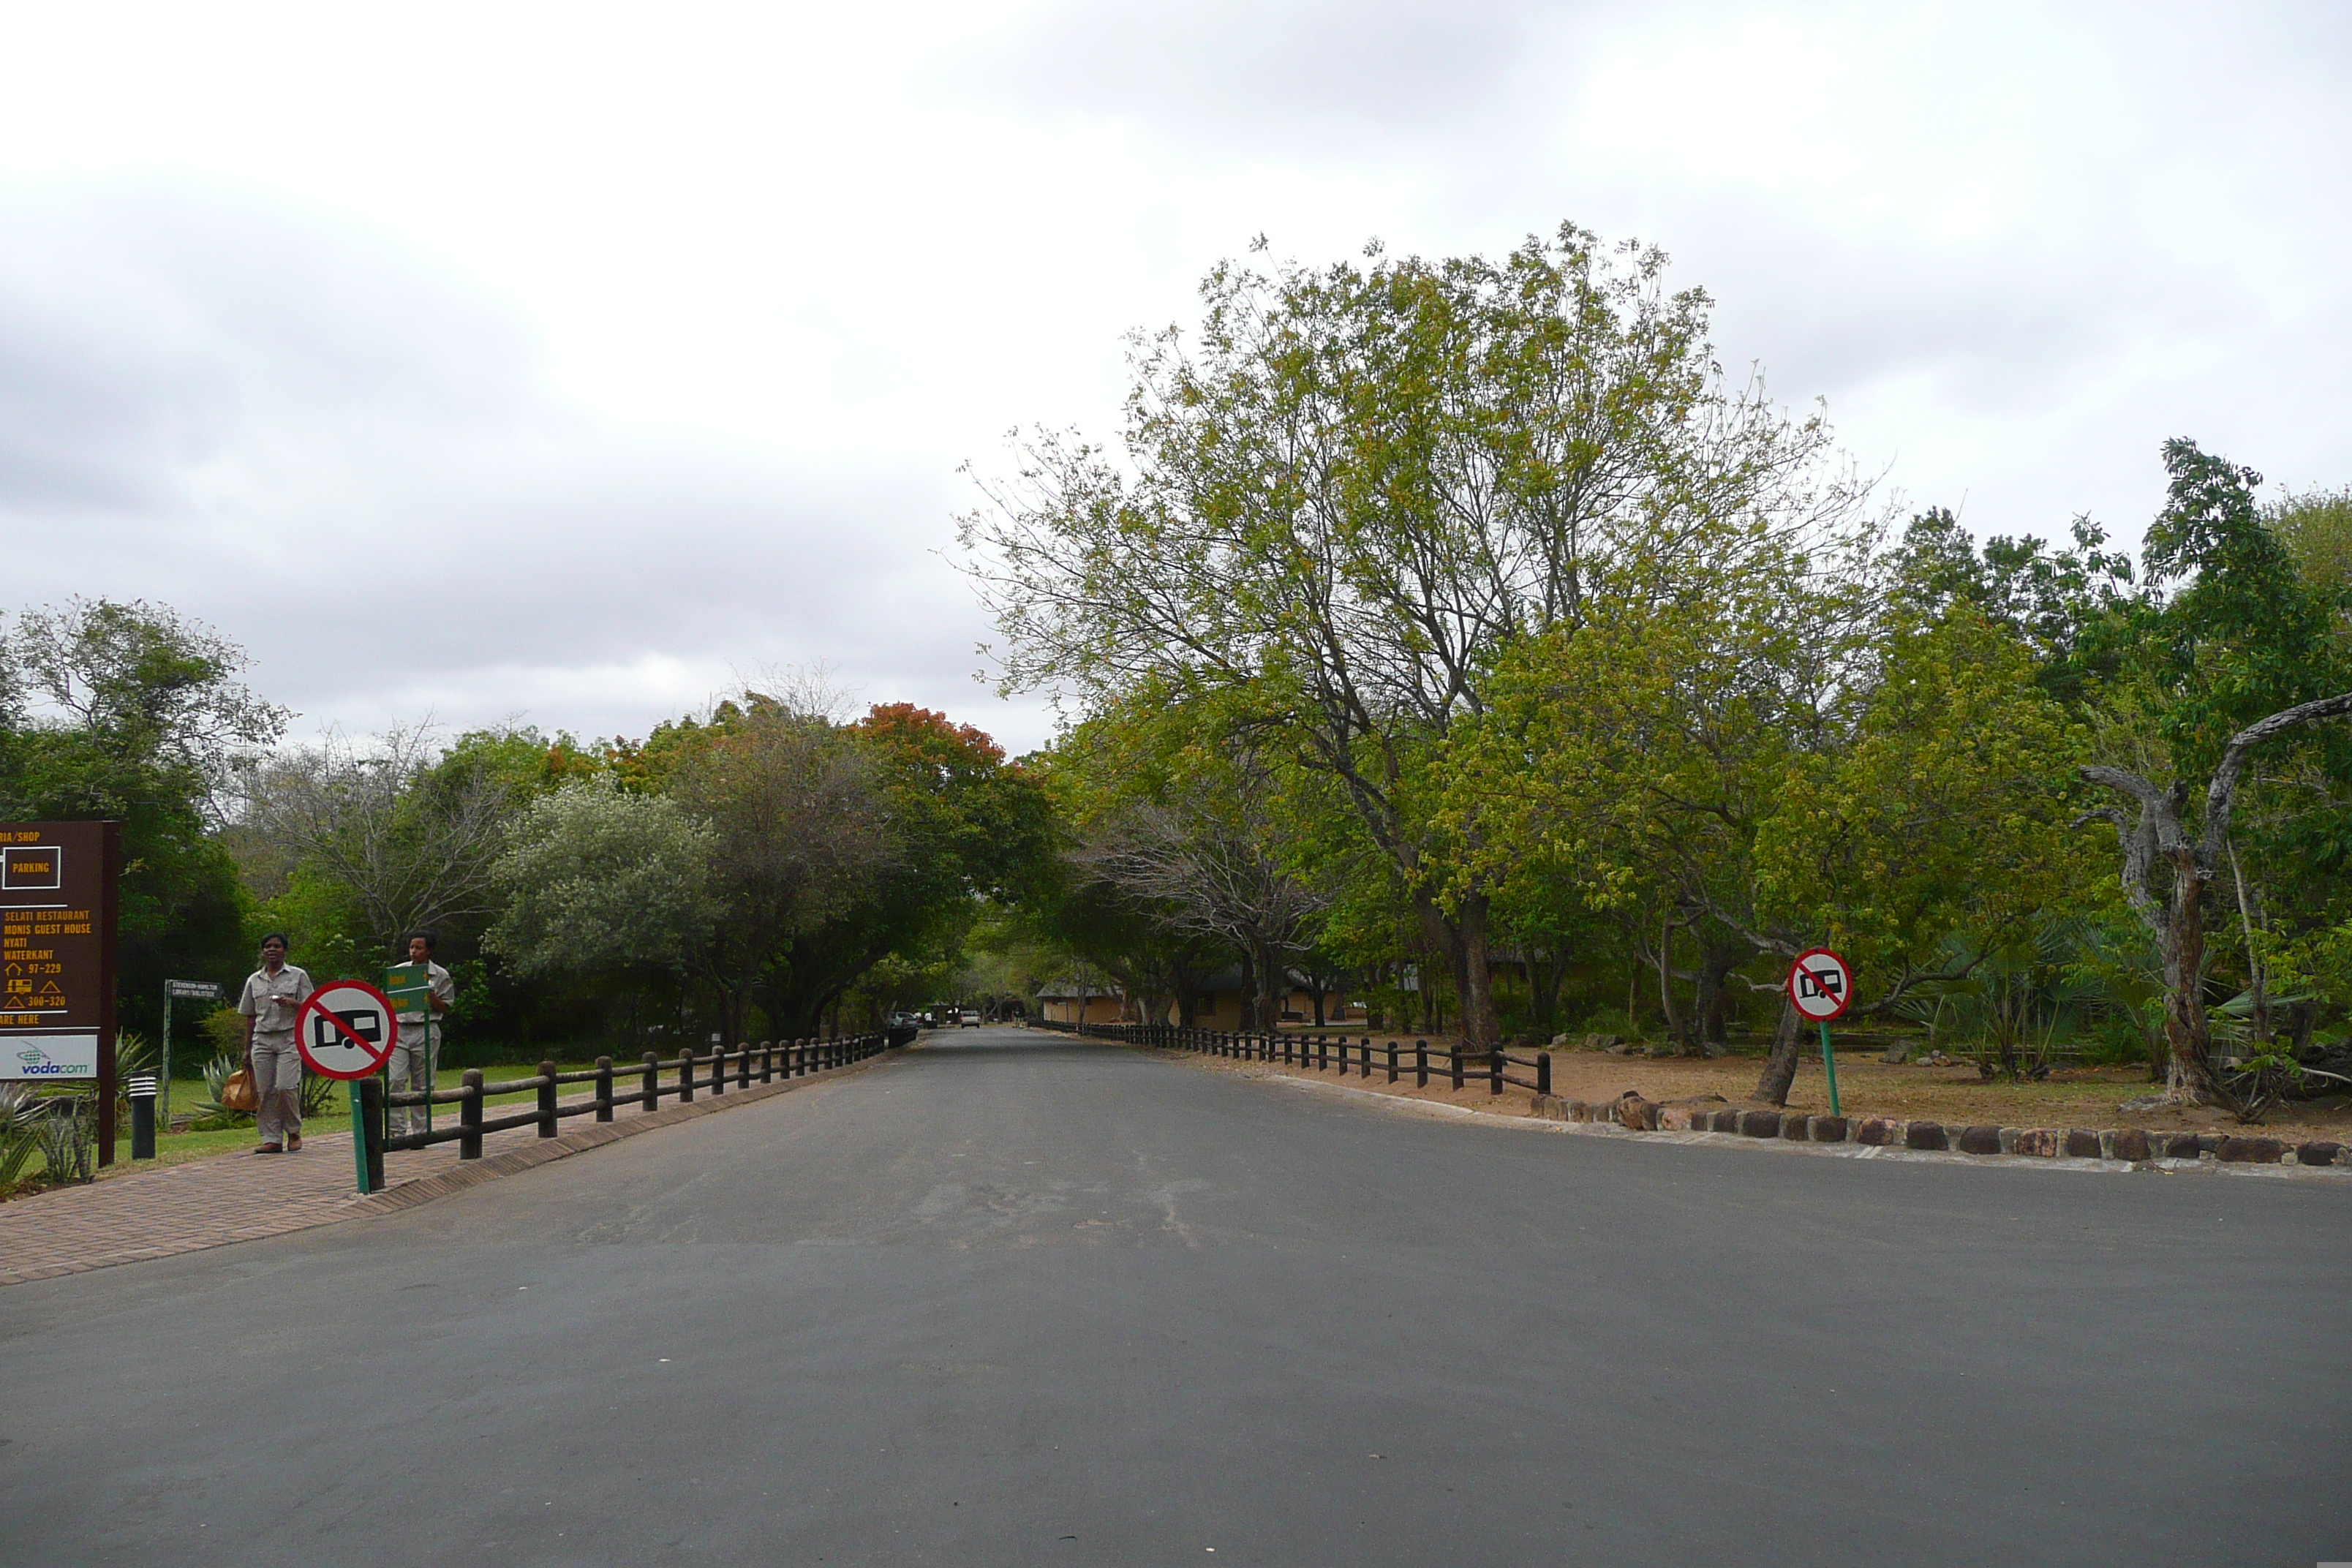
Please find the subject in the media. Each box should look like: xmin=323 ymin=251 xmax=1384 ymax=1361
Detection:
xmin=254 ymin=1143 xmax=284 ymax=1154
xmin=285 ymin=1134 xmax=302 ymax=1152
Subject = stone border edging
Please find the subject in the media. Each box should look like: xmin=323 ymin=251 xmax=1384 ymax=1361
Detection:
xmin=1210 ymin=1063 xmax=2352 ymax=1180
xmin=347 ymin=1044 xmax=909 ymax=1217
xmin=1529 ymin=1093 xmax=2348 ymax=1169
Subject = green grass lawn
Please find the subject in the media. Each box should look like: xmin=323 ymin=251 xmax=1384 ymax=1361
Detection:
xmin=11 ymin=1060 xmax=641 ymax=1189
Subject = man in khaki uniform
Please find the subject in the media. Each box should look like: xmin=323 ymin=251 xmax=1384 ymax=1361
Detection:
xmin=388 ymin=931 xmax=455 ymax=1137
xmin=237 ymin=933 xmax=314 ymax=1153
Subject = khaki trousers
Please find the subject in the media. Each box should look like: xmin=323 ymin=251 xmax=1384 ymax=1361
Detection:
xmin=249 ymin=1034 xmax=304 ymax=1145
xmin=387 ymin=1022 xmax=441 ymax=1137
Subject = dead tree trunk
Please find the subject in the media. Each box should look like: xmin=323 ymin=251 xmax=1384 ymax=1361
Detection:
xmin=2079 ymin=690 xmax=2352 ymax=1107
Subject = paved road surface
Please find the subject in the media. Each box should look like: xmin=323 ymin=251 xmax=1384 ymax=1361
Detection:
xmin=4 ymin=1028 xmax=2347 ymax=1566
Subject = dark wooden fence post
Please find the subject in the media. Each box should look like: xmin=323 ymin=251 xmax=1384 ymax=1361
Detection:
xmin=537 ymin=1060 xmax=559 ymax=1137
xmin=761 ymin=1041 xmax=774 ymax=1084
xmin=679 ymin=1049 xmax=696 ymax=1102
xmin=1488 ymin=1048 xmax=1503 ymax=1096
xmin=737 ymin=1044 xmax=751 ymax=1089
xmin=641 ymin=1051 xmax=660 ymax=1112
xmin=460 ymin=1068 xmax=483 ymax=1158
xmin=1450 ymin=1045 xmax=1463 ymax=1091
xmin=710 ymin=1047 xmax=726 ymax=1096
xmin=1537 ymin=1051 xmax=1551 ymax=1096
xmin=1387 ymin=1040 xmax=1398 ymax=1083
xmin=1416 ymin=1040 xmax=1428 ymax=1088
xmin=595 ymin=1056 xmax=614 ymax=1123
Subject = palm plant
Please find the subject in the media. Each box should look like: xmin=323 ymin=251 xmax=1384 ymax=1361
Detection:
xmin=1894 ymin=924 xmax=2087 ymax=1082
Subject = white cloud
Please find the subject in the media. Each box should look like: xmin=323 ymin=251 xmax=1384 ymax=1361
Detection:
xmin=4 ymin=0 xmax=2346 ymax=753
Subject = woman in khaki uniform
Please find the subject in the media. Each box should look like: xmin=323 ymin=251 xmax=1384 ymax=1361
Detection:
xmin=237 ymin=933 xmax=314 ymax=1153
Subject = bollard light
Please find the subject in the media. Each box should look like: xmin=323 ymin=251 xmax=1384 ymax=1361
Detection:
xmin=128 ymin=1074 xmax=159 ymax=1160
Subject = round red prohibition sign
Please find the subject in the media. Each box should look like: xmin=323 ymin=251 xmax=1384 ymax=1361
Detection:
xmin=1787 ymin=947 xmax=1853 ymax=1023
xmin=293 ymin=980 xmax=402 ymax=1079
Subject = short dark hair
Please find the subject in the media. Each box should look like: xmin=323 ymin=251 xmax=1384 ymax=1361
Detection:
xmin=260 ymin=932 xmax=290 ymax=949
xmin=406 ymin=930 xmax=437 ymax=954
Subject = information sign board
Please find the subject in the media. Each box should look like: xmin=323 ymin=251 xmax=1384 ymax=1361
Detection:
xmin=382 ymin=960 xmax=433 ymax=1010
xmin=167 ymin=979 xmax=223 ymax=1001
xmin=0 ymin=823 xmax=120 ymax=1113
xmin=293 ymin=981 xmax=401 ymax=1080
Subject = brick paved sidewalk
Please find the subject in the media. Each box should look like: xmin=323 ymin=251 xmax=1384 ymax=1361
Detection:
xmin=0 ymin=1058 xmax=892 ymax=1286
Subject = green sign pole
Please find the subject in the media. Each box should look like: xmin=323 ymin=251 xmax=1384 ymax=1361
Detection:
xmin=350 ymin=1081 xmax=372 ymax=1194
xmin=1819 ymin=1020 xmax=1841 ymax=1117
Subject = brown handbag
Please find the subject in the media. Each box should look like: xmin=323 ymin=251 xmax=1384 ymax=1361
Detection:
xmin=220 ymin=1066 xmax=260 ymax=1113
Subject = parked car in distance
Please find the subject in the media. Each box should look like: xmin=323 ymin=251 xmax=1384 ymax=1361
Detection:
xmin=886 ymin=1011 xmax=920 ymax=1030
xmin=959 ymin=1010 xmax=981 ymax=1027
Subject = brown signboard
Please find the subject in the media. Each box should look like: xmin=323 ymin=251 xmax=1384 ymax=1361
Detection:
xmin=0 ymin=821 xmax=122 ymax=1163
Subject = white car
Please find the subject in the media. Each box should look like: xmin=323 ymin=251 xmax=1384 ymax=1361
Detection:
xmin=958 ymin=1010 xmax=981 ymax=1027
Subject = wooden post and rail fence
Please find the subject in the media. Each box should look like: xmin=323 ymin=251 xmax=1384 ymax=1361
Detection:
xmin=1030 ymin=1018 xmax=1552 ymax=1097
xmin=349 ymin=1033 xmax=897 ymax=1188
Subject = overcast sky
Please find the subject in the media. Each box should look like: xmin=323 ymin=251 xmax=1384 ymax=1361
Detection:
xmin=4 ymin=0 xmax=2345 ymax=757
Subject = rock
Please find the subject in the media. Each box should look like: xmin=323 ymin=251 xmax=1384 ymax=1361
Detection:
xmin=2195 ymin=1134 xmax=2224 ymax=1156
xmin=2110 ymin=1128 xmax=2151 ymax=1161
xmin=1708 ymin=1108 xmax=1741 ymax=1133
xmin=2117 ymin=1093 xmax=2176 ymax=1113
xmin=1567 ymin=1099 xmax=1593 ymax=1122
xmin=2064 ymin=1128 xmax=2102 ymax=1159
xmin=1779 ymin=1113 xmax=1809 ymax=1140
xmin=1904 ymin=1121 xmax=1949 ymax=1151
xmin=1996 ymin=1127 xmax=2019 ymax=1153
xmin=2217 ymin=1136 xmax=2284 ymax=1164
xmin=1549 ymin=1033 xmax=1569 ymax=1049
xmin=1807 ymin=1115 xmax=1849 ymax=1142
xmin=1658 ymin=1105 xmax=1695 ymax=1131
xmin=1616 ymin=1091 xmax=1657 ymax=1131
xmin=1880 ymin=1042 xmax=1912 ymax=1065
xmin=1605 ymin=1041 xmax=1637 ymax=1056
xmin=2010 ymin=1128 xmax=2061 ymax=1158
xmin=1736 ymin=1109 xmax=1780 ymax=1138
xmin=1956 ymin=1124 xmax=2002 ymax=1156
xmin=1856 ymin=1116 xmax=1899 ymax=1146
xmin=2163 ymin=1133 xmax=2204 ymax=1158
xmin=2291 ymin=1139 xmax=2342 ymax=1166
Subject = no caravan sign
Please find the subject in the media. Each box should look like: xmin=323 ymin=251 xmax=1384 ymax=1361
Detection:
xmin=1787 ymin=948 xmax=1853 ymax=1023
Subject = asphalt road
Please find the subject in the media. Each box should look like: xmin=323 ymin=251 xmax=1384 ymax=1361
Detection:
xmin=4 ymin=1028 xmax=2348 ymax=1567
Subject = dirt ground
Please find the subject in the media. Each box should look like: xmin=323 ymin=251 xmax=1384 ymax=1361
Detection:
xmin=1148 ymin=1035 xmax=2352 ymax=1142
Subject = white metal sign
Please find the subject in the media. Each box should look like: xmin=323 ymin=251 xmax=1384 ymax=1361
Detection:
xmin=294 ymin=980 xmax=400 ymax=1080
xmin=1787 ymin=948 xmax=1853 ymax=1022
xmin=1 ymin=1030 xmax=99 ymax=1079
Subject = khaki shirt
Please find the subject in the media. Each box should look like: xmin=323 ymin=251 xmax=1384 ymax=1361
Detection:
xmin=238 ymin=964 xmax=314 ymax=1041
xmin=396 ymin=962 xmax=456 ymax=1025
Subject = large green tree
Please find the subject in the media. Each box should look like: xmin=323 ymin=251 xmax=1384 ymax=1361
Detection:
xmin=0 ymin=599 xmax=287 ymax=1033
xmin=963 ymin=224 xmax=1864 ymax=1049
xmin=2073 ymin=442 xmax=2352 ymax=1106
